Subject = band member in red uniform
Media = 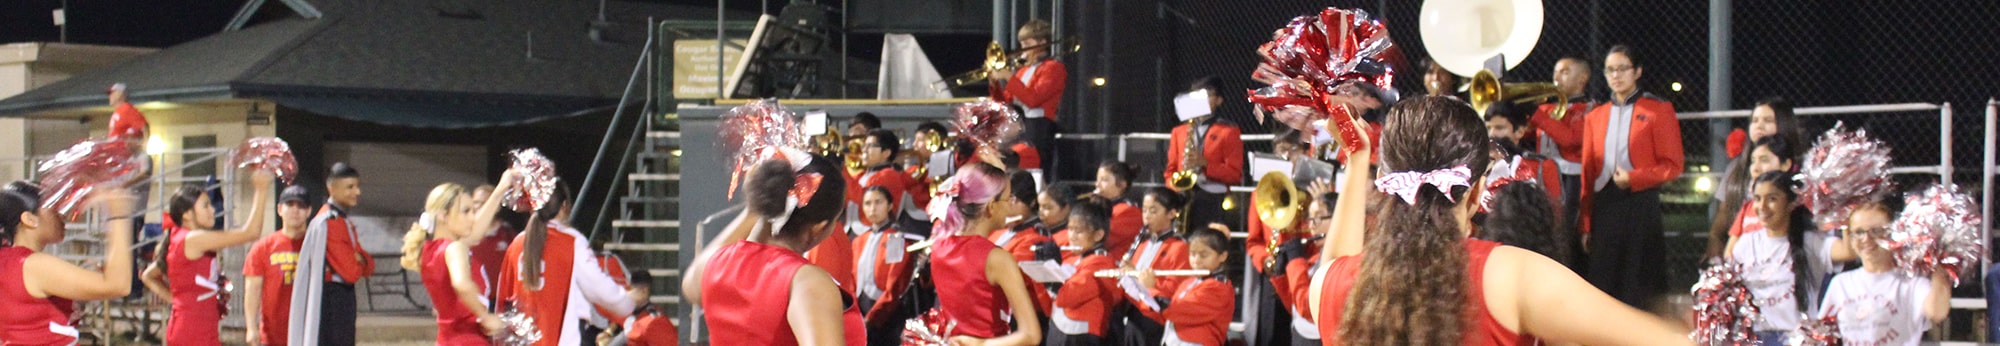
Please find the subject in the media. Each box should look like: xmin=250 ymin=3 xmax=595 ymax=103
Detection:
xmin=1165 ymin=77 xmax=1246 ymax=230
xmin=1308 ymin=96 xmax=1683 ymax=345
xmin=1118 ymin=187 xmax=1192 ymax=345
xmin=684 ymin=154 xmax=864 ymax=345
xmin=988 ymin=170 xmax=1052 ymax=315
xmin=495 ymin=180 xmax=640 ymax=346
xmin=1034 ymin=184 xmax=1077 ymax=263
xmin=926 ymin=163 xmax=1042 ymax=345
xmin=990 ymin=19 xmax=1066 ymax=161
xmin=852 ymin=186 xmax=918 ymax=346
xmin=1091 ymin=161 xmax=1143 ymax=259
xmin=1242 ymin=128 xmax=1307 ymax=346
xmin=1134 ymin=226 xmax=1234 ymax=346
xmin=855 ymin=129 xmax=924 ymax=231
xmin=1578 ymin=45 xmax=1684 ymax=308
xmin=612 ymin=270 xmax=678 ymax=346
xmin=1524 ymin=56 xmax=1597 ymax=253
xmin=244 ymin=186 xmax=313 ymax=345
xmin=0 ymin=183 xmax=137 ymax=345
xmin=143 ymin=171 xmax=274 ymax=345
xmin=1269 ymin=193 xmax=1333 ymax=346
xmin=289 ymin=162 xmax=373 ymax=345
xmin=407 ymin=181 xmax=513 ymax=345
xmin=1046 ymin=197 xmax=1118 ymax=346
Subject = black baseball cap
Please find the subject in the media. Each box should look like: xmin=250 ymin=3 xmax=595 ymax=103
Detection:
xmin=279 ymin=186 xmax=309 ymax=204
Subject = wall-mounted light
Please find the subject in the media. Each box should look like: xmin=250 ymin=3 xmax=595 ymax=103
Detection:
xmin=246 ymin=103 xmax=271 ymax=125
xmin=145 ymin=135 xmax=167 ymax=156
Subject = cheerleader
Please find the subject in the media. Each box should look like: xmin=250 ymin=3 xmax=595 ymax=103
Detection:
xmin=405 ymin=179 xmax=513 ymax=345
xmin=0 ymin=182 xmax=137 ymax=345
xmin=1091 ymin=161 xmax=1144 ymax=259
xmin=1134 ymin=226 xmax=1234 ymax=346
xmin=1046 ymin=197 xmax=1118 ymax=346
xmin=1816 ymin=198 xmax=1950 ymax=345
xmin=927 ymin=163 xmax=1042 ymax=345
xmin=495 ymin=182 xmax=639 ymax=346
xmin=853 ymin=186 xmax=917 ymax=346
xmin=1118 ymin=187 xmax=1193 ymax=345
xmin=1724 ymin=171 xmax=1841 ymax=343
xmin=1309 ymin=96 xmax=1684 ymax=345
xmin=683 ymin=155 xmax=864 ymax=345
xmin=142 ymin=171 xmax=275 ymax=345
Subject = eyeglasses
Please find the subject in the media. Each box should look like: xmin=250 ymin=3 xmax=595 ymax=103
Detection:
xmin=1309 ymin=214 xmax=1333 ymax=223
xmin=1603 ymin=65 xmax=1636 ymax=75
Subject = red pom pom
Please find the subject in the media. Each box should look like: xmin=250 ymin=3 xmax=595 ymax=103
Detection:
xmin=36 ymin=138 xmax=148 ymax=219
xmin=1725 ymin=128 xmax=1747 ymax=159
xmin=229 ymin=137 xmax=298 ymax=184
xmin=502 ymin=148 xmax=560 ymax=212
xmin=952 ymin=100 xmax=1023 ymax=151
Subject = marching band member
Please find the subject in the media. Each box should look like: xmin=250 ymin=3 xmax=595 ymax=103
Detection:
xmin=290 ymin=163 xmax=373 ymax=345
xmin=1525 ymin=56 xmax=1597 ymax=261
xmin=146 ymin=171 xmax=274 ymax=345
xmin=988 ymin=171 xmax=1052 ymax=315
xmin=1046 ymin=197 xmax=1118 ymax=346
xmin=1134 ymin=226 xmax=1234 ymax=346
xmin=1578 ymin=45 xmax=1684 ymax=308
xmin=1164 ymin=76 xmax=1246 ymax=231
xmin=852 ymin=186 xmax=918 ymax=346
xmin=0 ymin=183 xmax=137 ymax=345
xmin=1117 ymin=187 xmax=1192 ymax=345
xmin=684 ymin=153 xmax=863 ymax=345
xmin=495 ymin=182 xmax=640 ymax=346
xmin=243 ymin=186 xmax=314 ymax=345
xmin=1091 ymin=161 xmax=1143 ymax=259
xmin=990 ymin=19 xmax=1067 ymax=160
xmin=1243 ymin=129 xmax=1308 ymax=346
xmin=927 ymin=163 xmax=1042 ymax=345
xmin=1310 ymin=96 xmax=1685 ymax=345
xmin=1270 ymin=193 xmax=1335 ymax=346
xmin=1034 ymin=184 xmax=1077 ymax=263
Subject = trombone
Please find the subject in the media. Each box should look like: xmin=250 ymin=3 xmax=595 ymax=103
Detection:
xmin=942 ymin=35 xmax=1083 ymax=88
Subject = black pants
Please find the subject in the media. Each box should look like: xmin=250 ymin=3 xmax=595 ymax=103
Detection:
xmin=1116 ymin=306 xmax=1163 ymax=346
xmin=1048 ymin=332 xmax=1103 ymax=346
xmin=1022 ymin=117 xmax=1058 ymax=168
xmin=1559 ymin=173 xmax=1587 ymax=273
xmin=1585 ymin=186 xmax=1666 ymax=309
xmin=1184 ymin=187 xmax=1225 ymax=232
xmin=320 ymin=282 xmax=357 ymax=345
xmin=1291 ymin=327 xmax=1321 ymax=346
xmin=1243 ymin=273 xmax=1289 ymax=346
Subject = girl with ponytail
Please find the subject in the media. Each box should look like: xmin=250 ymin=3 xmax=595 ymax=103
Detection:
xmin=495 ymin=168 xmax=638 ymax=346
xmin=1309 ymin=96 xmax=1686 ymax=345
xmin=411 ymin=178 xmax=514 ymax=344
xmin=924 ymin=163 xmax=1042 ymax=345
xmin=141 ymin=171 xmax=275 ymax=345
xmin=0 ymin=181 xmax=138 ymax=345
xmin=684 ymin=154 xmax=865 ymax=345
xmin=1091 ymin=161 xmax=1144 ymax=259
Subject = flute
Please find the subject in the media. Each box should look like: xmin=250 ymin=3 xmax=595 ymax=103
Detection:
xmin=1093 ymin=269 xmax=1211 ymax=278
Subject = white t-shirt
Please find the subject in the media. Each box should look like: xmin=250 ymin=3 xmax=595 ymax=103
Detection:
xmin=1730 ymin=229 xmax=1838 ymax=331
xmin=1817 ymin=270 xmax=1933 ymax=346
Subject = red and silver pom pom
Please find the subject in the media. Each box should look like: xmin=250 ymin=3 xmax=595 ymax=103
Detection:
xmin=36 ymin=138 xmax=148 ymax=219
xmin=717 ymin=99 xmax=804 ymax=199
xmin=492 ymin=307 xmax=542 ymax=346
xmin=1247 ymin=7 xmax=1394 ymax=158
xmin=503 ymin=148 xmax=559 ymax=212
xmin=952 ymin=99 xmax=1023 ymax=150
xmin=1885 ymin=184 xmax=1984 ymax=284
xmin=1788 ymin=312 xmax=1842 ymax=346
xmin=902 ymin=308 xmax=958 ymax=346
xmin=229 ymin=137 xmax=298 ymax=184
xmin=1690 ymin=259 xmax=1761 ymax=345
xmin=1798 ymin=123 xmax=1893 ymax=230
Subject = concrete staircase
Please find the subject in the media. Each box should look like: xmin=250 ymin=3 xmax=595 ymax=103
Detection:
xmin=600 ymin=113 xmax=684 ymax=315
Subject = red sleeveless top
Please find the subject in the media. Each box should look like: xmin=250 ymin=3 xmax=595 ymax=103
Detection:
xmin=701 ymin=241 xmax=865 ymax=345
xmin=0 ymin=246 xmax=76 ymax=345
xmin=1317 ymin=239 xmax=1531 ymax=345
xmin=165 ymin=226 xmax=224 ymax=345
xmin=930 ymin=235 xmax=1009 ymax=338
xmin=422 ymin=239 xmax=491 ymax=345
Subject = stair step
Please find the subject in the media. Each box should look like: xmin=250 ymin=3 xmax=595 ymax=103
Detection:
xmin=647 ymin=268 xmax=682 ymax=277
xmin=622 ymin=196 xmax=679 ymax=204
xmin=604 ymin=243 xmax=681 ymax=252
xmin=650 ymin=295 xmax=681 ymax=305
xmin=613 ymin=220 xmax=680 ymax=228
xmin=629 ymin=173 xmax=680 ymax=182
xmin=647 ymin=131 xmax=681 ymax=139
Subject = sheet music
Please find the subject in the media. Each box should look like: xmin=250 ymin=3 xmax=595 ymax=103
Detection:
xmin=803 ymin=110 xmax=829 ymax=135
xmin=1119 ymin=276 xmax=1161 ymax=311
xmin=1249 ymin=154 xmax=1293 ymax=182
xmin=1174 ymin=89 xmax=1213 ymax=121
xmin=1017 ymin=260 xmax=1074 ymax=283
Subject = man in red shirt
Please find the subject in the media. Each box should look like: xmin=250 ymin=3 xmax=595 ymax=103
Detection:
xmin=288 ymin=162 xmax=375 ymax=345
xmin=244 ymin=186 xmax=312 ymax=345
xmin=990 ymin=19 xmax=1066 ymax=165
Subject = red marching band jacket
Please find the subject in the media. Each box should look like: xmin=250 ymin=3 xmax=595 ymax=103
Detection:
xmin=1577 ymin=94 xmax=1684 ymax=234
xmin=1164 ymin=119 xmax=1247 ymax=187
xmin=992 ymin=59 xmax=1067 ymax=121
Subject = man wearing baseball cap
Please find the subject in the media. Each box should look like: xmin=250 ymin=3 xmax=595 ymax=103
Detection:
xmin=243 ymin=186 xmax=314 ymax=345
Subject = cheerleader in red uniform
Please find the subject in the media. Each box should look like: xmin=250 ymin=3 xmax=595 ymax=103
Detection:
xmin=1090 ymin=161 xmax=1143 ymax=259
xmin=1117 ymin=187 xmax=1192 ymax=345
xmin=926 ymin=163 xmax=1042 ymax=345
xmin=495 ymin=182 xmax=639 ymax=346
xmin=1133 ymin=226 xmax=1233 ymax=346
xmin=1046 ymin=197 xmax=1118 ymax=346
xmin=1308 ymin=96 xmax=1684 ymax=345
xmin=852 ymin=186 xmax=918 ymax=346
xmin=140 ymin=171 xmax=275 ymax=345
xmin=405 ymin=178 xmax=514 ymax=345
xmin=0 ymin=182 xmax=137 ymax=345
xmin=684 ymin=154 xmax=865 ymax=345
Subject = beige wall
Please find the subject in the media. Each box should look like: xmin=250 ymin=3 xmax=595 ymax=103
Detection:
xmin=0 ymin=42 xmax=156 ymax=183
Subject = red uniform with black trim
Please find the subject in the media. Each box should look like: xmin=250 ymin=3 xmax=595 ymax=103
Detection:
xmin=1105 ymin=199 xmax=1143 ymax=260
xmin=1123 ymin=231 xmax=1190 ymax=322
xmin=992 ymin=59 xmax=1067 ymax=121
xmin=0 ymin=246 xmax=78 ymax=345
xmin=1244 ymin=190 xmax=1308 ymax=277
xmin=165 ymin=225 xmax=225 ymax=345
xmin=623 ymin=306 xmax=680 ymax=346
xmin=929 ymin=235 xmax=1011 ymax=338
xmin=850 ymin=224 xmax=916 ymax=320
xmin=420 ymin=239 xmax=491 ymax=345
xmin=1526 ymin=101 xmax=1595 ymax=206
xmin=1164 ymin=119 xmax=1246 ymax=186
xmin=319 ymin=204 xmax=375 ymax=284
xmin=1048 ymin=228 xmax=1077 ymax=263
xmin=1317 ymin=239 xmax=1535 ymax=345
xmin=243 ymin=231 xmax=304 ymax=345
xmin=1010 ymin=142 xmax=1042 ymax=170
xmin=700 ymin=241 xmax=865 ymax=345
xmin=1157 ymin=274 xmax=1234 ymax=346
xmin=988 ymin=224 xmax=1052 ymax=314
xmin=1051 ymin=250 xmax=1119 ymax=337
xmin=1577 ymin=95 xmax=1682 ymax=235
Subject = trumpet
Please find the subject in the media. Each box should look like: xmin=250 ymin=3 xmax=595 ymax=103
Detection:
xmin=843 ymin=136 xmax=866 ymax=171
xmin=1465 ymin=70 xmax=1572 ymax=120
xmin=1093 ymin=269 xmax=1212 ymax=278
xmin=942 ymin=36 xmax=1083 ymax=88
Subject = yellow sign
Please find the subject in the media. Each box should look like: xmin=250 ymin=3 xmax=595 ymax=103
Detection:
xmin=673 ymin=39 xmax=746 ymax=99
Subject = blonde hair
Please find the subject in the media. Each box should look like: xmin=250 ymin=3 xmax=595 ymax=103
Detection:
xmin=401 ymin=183 xmax=467 ymax=272
xmin=1019 ymin=19 xmax=1052 ymax=41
